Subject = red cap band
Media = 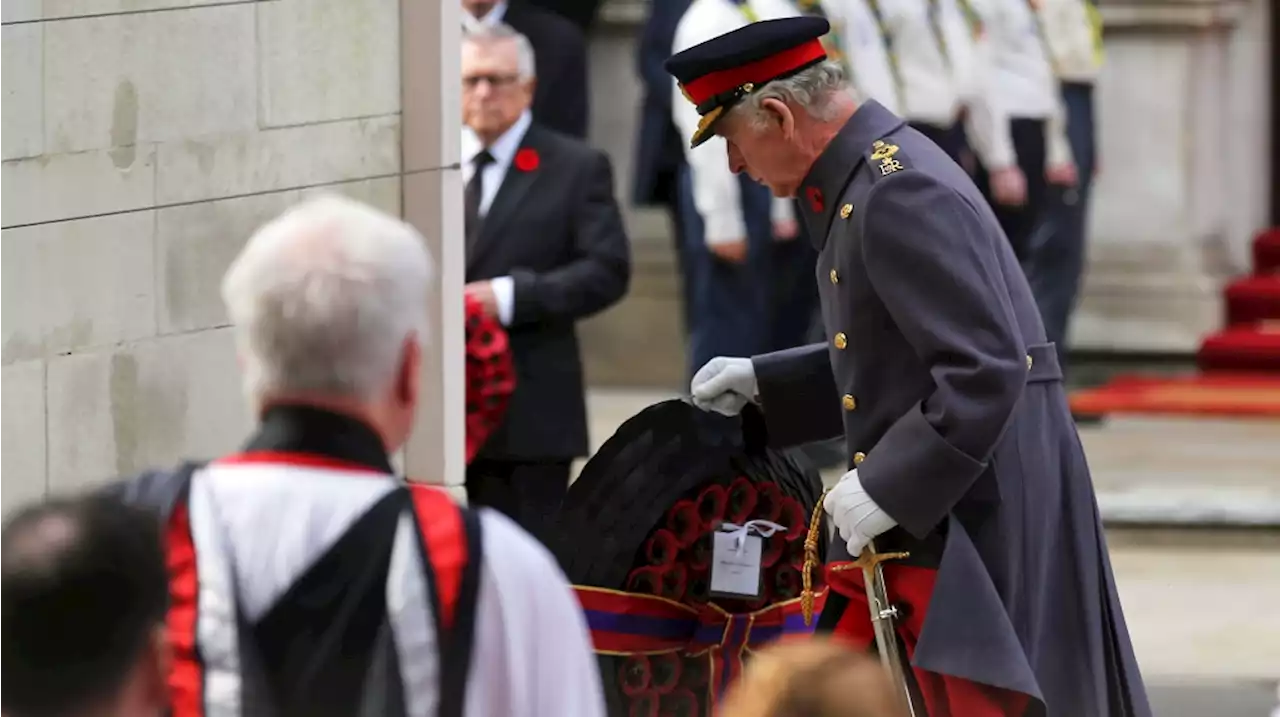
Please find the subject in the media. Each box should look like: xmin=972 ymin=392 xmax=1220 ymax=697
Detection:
xmin=682 ymin=39 xmax=828 ymax=107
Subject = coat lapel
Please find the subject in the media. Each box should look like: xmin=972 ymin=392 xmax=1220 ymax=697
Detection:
xmin=467 ymin=127 xmax=546 ymax=273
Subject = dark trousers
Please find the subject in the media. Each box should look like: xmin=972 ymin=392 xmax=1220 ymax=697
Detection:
xmin=771 ymin=220 xmax=820 ymax=354
xmin=466 ymin=459 xmax=571 ymax=544
xmin=909 ymin=120 xmax=968 ymax=165
xmin=1027 ymin=83 xmax=1096 ymax=372
xmin=975 ymin=117 xmax=1051 ymax=265
xmin=656 ymin=168 xmax=695 ymax=334
xmin=676 ymin=166 xmax=818 ymax=381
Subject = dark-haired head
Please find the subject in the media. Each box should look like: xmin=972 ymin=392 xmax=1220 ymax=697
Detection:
xmin=2 ymin=494 xmax=171 ymax=717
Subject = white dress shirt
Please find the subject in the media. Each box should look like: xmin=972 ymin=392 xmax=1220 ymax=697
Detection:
xmin=672 ymin=0 xmax=797 ymax=246
xmin=978 ymin=0 xmax=1073 ymax=167
xmin=462 ymin=110 xmax=533 ymax=325
xmin=1035 ymin=0 xmax=1103 ymax=83
xmin=832 ymin=0 xmax=902 ymax=115
xmin=943 ymin=0 xmax=1017 ymax=170
xmin=878 ymin=0 xmax=961 ymax=126
xmin=462 ymin=0 xmax=508 ymax=32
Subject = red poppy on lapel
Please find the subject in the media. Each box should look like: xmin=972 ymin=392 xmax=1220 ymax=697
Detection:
xmin=805 ymin=186 xmax=823 ymax=213
xmin=514 ymin=148 xmax=540 ymax=172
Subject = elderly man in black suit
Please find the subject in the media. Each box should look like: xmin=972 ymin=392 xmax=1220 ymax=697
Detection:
xmin=463 ymin=0 xmax=590 ymax=139
xmin=461 ymin=23 xmax=631 ymax=543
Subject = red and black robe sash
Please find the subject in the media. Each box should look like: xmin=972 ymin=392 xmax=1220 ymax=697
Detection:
xmin=134 ymin=406 xmax=483 ymax=717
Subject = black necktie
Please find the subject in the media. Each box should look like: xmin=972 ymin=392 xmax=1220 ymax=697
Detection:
xmin=464 ymin=149 xmax=495 ymax=246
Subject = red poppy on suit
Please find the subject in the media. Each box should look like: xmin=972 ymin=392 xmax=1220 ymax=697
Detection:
xmin=805 ymin=186 xmax=824 ymax=213
xmin=514 ymin=148 xmax=540 ymax=172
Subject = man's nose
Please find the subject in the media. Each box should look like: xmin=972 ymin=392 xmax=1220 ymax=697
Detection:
xmin=726 ymin=148 xmax=745 ymax=175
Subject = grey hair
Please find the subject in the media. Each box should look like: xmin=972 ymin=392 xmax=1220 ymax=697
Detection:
xmin=464 ymin=22 xmax=537 ymax=79
xmin=736 ymin=61 xmax=851 ymax=130
xmin=221 ymin=195 xmax=434 ymax=405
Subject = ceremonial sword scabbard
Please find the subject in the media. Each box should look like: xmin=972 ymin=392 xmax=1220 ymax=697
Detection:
xmin=832 ymin=540 xmax=919 ymax=717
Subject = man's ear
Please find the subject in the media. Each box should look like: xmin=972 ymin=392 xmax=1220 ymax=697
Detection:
xmin=760 ymin=97 xmax=795 ymax=138
xmin=143 ymin=624 xmax=172 ymax=708
xmin=396 ymin=335 xmax=422 ymax=406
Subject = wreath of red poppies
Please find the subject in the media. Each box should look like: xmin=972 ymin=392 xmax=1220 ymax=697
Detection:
xmin=617 ymin=478 xmax=819 ymax=717
xmin=464 ymin=295 xmax=516 ymax=463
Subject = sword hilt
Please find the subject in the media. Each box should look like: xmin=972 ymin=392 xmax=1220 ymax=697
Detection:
xmin=829 ymin=546 xmax=911 ymax=574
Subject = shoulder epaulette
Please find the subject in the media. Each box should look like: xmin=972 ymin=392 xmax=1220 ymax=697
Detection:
xmin=865 ymin=138 xmax=908 ymax=181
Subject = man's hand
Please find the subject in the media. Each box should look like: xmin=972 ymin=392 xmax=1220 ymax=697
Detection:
xmin=709 ymin=239 xmax=748 ymax=263
xmin=464 ymin=281 xmax=498 ymax=318
xmin=1047 ymin=161 xmax=1078 ymax=187
xmin=823 ymin=469 xmax=896 ymax=557
xmin=690 ymin=356 xmax=757 ymax=416
xmin=989 ymin=166 xmax=1028 ymax=207
xmin=772 ymin=218 xmax=799 ymax=242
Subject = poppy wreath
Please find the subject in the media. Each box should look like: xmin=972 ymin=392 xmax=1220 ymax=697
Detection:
xmin=463 ymin=294 xmax=516 ymax=463
xmin=550 ymin=400 xmax=828 ymax=717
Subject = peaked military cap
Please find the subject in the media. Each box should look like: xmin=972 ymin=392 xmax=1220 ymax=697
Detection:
xmin=664 ymin=16 xmax=830 ymax=148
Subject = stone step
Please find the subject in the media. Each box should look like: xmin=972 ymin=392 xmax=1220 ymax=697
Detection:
xmin=579 ymin=237 xmax=687 ymax=388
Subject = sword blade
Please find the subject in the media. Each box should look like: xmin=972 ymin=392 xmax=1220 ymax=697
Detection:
xmin=859 ymin=540 xmax=919 ymax=717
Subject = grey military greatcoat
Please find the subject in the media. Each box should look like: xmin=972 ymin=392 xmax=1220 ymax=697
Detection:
xmin=750 ymin=100 xmax=1151 ymax=716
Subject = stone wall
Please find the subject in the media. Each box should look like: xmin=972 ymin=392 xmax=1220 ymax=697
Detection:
xmin=1072 ymin=0 xmax=1273 ymax=352
xmin=1 ymin=0 xmax=410 ymax=510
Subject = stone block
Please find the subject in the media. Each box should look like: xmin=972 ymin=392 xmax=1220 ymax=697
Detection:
xmin=41 ymin=0 xmax=231 ymax=22
xmin=1 ymin=360 xmax=48 ymax=514
xmin=46 ymin=329 xmax=249 ymax=493
xmin=155 ymin=116 xmax=399 ymax=205
xmin=156 ymin=191 xmax=302 ymax=335
xmin=2 ymin=145 xmax=156 ymax=227
xmin=2 ymin=24 xmax=43 ymax=161
xmin=578 ymin=238 xmax=686 ymax=389
xmin=1 ymin=212 xmax=157 ymax=364
xmin=298 ymin=176 xmax=401 ymax=217
xmin=0 ymin=0 xmax=40 ymax=23
xmin=45 ymin=350 xmax=117 ymax=494
xmin=43 ymin=4 xmax=257 ymax=154
xmin=257 ymin=0 xmax=401 ymax=127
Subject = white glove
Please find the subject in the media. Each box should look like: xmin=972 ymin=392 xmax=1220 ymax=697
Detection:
xmin=823 ymin=469 xmax=897 ymax=557
xmin=690 ymin=356 xmax=757 ymax=416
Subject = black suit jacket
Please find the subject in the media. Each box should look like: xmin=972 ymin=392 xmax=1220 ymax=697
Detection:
xmin=504 ymin=2 xmax=590 ymax=139
xmin=518 ymin=0 xmax=605 ymax=31
xmin=466 ymin=123 xmax=631 ymax=460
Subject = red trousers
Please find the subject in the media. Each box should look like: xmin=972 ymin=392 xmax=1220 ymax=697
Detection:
xmin=825 ymin=563 xmax=1031 ymax=717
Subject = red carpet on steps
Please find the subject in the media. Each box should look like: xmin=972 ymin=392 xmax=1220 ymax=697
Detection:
xmin=1070 ymin=374 xmax=1280 ymax=418
xmin=1070 ymin=229 xmax=1280 ymax=418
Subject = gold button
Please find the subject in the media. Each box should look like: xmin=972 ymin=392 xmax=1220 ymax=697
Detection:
xmin=833 ymin=332 xmax=847 ymax=350
xmin=853 ymin=451 xmax=866 ymax=465
xmin=1026 ymin=354 xmax=1034 ymax=370
xmin=841 ymin=394 xmax=857 ymax=411
xmin=829 ymin=268 xmax=839 ymax=284
xmin=839 ymin=203 xmax=853 ymax=219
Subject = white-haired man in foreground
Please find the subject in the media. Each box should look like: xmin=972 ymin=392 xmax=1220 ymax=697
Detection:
xmin=108 ymin=195 xmax=606 ymax=717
